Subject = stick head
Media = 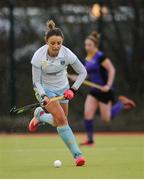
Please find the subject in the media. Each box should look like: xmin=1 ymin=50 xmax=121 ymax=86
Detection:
xmin=10 ymin=106 xmax=16 ymax=115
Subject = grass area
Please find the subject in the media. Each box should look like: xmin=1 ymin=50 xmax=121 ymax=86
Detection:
xmin=0 ymin=133 xmax=144 ymax=178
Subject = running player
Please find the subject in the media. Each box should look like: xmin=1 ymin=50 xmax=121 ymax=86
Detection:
xmin=28 ymin=20 xmax=87 ymax=166
xmin=70 ymin=31 xmax=136 ymax=146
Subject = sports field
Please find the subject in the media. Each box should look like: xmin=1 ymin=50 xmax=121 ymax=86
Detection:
xmin=0 ymin=133 xmax=144 ymax=178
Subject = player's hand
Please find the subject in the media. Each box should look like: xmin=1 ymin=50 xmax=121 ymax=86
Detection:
xmin=64 ymin=88 xmax=75 ymax=100
xmin=42 ymin=96 xmax=51 ymax=106
xmin=100 ymin=85 xmax=110 ymax=92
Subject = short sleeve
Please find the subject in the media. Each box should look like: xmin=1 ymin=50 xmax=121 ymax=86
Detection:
xmin=65 ymin=48 xmax=78 ymax=65
xmin=99 ymin=53 xmax=107 ymax=64
xmin=31 ymin=52 xmax=41 ymax=68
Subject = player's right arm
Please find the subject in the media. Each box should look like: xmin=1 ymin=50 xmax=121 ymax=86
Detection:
xmin=31 ymin=53 xmax=50 ymax=104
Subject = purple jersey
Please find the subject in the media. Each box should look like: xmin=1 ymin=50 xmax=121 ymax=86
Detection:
xmin=85 ymin=51 xmax=108 ymax=88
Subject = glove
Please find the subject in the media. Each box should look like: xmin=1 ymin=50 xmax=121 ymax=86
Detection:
xmin=64 ymin=88 xmax=76 ymax=100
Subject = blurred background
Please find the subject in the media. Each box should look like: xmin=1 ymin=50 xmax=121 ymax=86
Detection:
xmin=0 ymin=0 xmax=144 ymax=133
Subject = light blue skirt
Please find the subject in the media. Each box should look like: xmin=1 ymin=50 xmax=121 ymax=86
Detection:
xmin=34 ymin=84 xmax=69 ymax=104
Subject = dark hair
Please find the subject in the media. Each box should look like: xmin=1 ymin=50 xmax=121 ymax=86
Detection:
xmin=45 ymin=20 xmax=64 ymax=42
xmin=87 ymin=31 xmax=100 ymax=47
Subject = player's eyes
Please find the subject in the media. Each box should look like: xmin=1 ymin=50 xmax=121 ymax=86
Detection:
xmin=51 ymin=42 xmax=55 ymax=45
xmin=50 ymin=41 xmax=61 ymax=45
xmin=57 ymin=41 xmax=61 ymax=45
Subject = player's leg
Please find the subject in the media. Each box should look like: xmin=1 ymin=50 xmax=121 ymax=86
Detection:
xmin=29 ymin=86 xmax=70 ymax=131
xmin=111 ymin=96 xmax=136 ymax=119
xmin=80 ymin=95 xmax=98 ymax=145
xmin=118 ymin=96 xmax=136 ymax=110
xmin=44 ymin=100 xmax=85 ymax=166
xmin=28 ymin=89 xmax=57 ymax=132
xmin=111 ymin=101 xmax=124 ymax=119
xmin=31 ymin=101 xmax=69 ymax=130
xmin=34 ymin=86 xmax=70 ymax=126
xmin=99 ymin=101 xmax=112 ymax=122
xmin=28 ymin=106 xmax=56 ymax=132
xmin=60 ymin=103 xmax=69 ymax=117
xmin=98 ymin=90 xmax=123 ymax=121
xmin=99 ymin=95 xmax=136 ymax=122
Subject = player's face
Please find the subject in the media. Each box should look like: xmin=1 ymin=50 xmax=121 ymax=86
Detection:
xmin=85 ymin=39 xmax=96 ymax=53
xmin=47 ymin=35 xmax=63 ymax=57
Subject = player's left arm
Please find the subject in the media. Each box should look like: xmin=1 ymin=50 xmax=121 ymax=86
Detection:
xmin=70 ymin=58 xmax=87 ymax=90
xmin=64 ymin=49 xmax=87 ymax=100
xmin=66 ymin=48 xmax=87 ymax=90
xmin=101 ymin=58 xmax=116 ymax=88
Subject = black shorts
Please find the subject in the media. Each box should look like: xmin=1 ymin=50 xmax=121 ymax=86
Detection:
xmin=89 ymin=89 xmax=115 ymax=104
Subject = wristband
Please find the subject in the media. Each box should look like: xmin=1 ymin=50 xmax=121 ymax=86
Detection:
xmin=70 ymin=87 xmax=77 ymax=94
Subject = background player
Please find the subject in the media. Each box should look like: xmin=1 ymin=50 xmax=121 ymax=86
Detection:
xmin=28 ymin=20 xmax=87 ymax=165
xmin=69 ymin=31 xmax=136 ymax=146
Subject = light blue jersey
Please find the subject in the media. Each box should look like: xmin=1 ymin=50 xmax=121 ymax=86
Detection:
xmin=31 ymin=44 xmax=87 ymax=102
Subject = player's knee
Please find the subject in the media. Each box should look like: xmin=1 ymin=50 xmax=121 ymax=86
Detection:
xmin=54 ymin=113 xmax=68 ymax=126
xmin=101 ymin=115 xmax=111 ymax=123
xmin=84 ymin=111 xmax=94 ymax=119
